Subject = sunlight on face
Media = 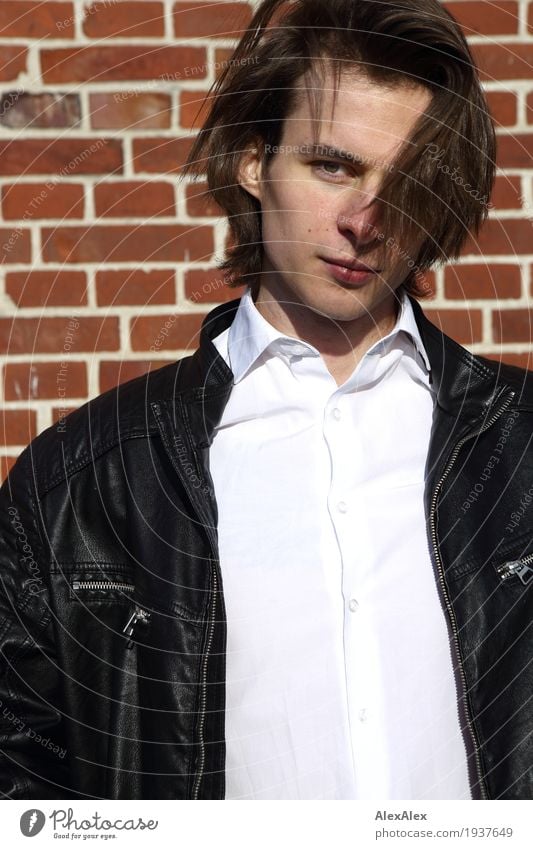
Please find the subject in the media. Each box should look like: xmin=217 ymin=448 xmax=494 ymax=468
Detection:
xmin=239 ymin=66 xmax=432 ymax=330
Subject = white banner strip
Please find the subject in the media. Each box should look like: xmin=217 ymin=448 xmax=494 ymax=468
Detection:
xmin=1 ymin=799 xmax=532 ymax=848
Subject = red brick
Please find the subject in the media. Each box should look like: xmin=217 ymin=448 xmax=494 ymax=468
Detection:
xmin=94 ymin=181 xmax=174 ymax=218
xmin=486 ymin=91 xmax=517 ymax=128
xmin=214 ymin=47 xmax=234 ymax=76
xmin=472 ymin=43 xmax=533 ymax=81
xmin=444 ymin=264 xmax=521 ymax=300
xmin=5 ymin=271 xmax=87 ymax=307
xmin=0 ymin=45 xmax=27 ymax=81
xmin=464 ymin=219 xmax=533 ymax=255
xmin=173 ymin=2 xmax=252 ymax=38
xmin=130 ymin=312 xmax=205 ymax=351
xmin=0 ymin=92 xmax=80 ymax=129
xmin=424 ymin=308 xmax=483 ymax=345
xmin=0 ymin=227 xmax=31 ymax=264
xmin=527 ymin=3 xmax=533 ymax=35
xmin=485 ymin=351 xmax=533 ymax=370
xmin=490 ymin=175 xmax=522 ymax=210
xmin=184 ymin=267 xmax=243 ymax=303
xmin=180 ymin=89 xmax=212 ymax=129
xmin=99 ymin=358 xmax=174 ymax=393
xmin=0 ymin=317 xmax=119 ymax=354
xmin=1 ymin=456 xmax=18 ymax=480
xmin=4 ymin=361 xmax=87 ymax=400
xmin=493 ymin=309 xmax=533 ymax=343
xmin=2 ymin=183 xmax=84 ymax=220
xmin=133 ymin=136 xmax=194 ymax=174
xmin=444 ymin=2 xmax=518 ymax=36
xmin=0 ymin=138 xmax=123 ymax=176
xmin=0 ymin=409 xmax=37 ymax=445
xmin=497 ymin=133 xmax=533 ymax=169
xmin=96 ymin=269 xmax=175 ymax=306
xmin=185 ymin=182 xmax=223 ymax=217
xmin=42 ymin=224 xmax=214 ymax=263
xmin=41 ymin=45 xmax=207 ymax=83
xmin=51 ymin=405 xmax=77 ymax=424
xmin=0 ymin=2 xmax=74 ymax=38
xmin=90 ymin=92 xmax=171 ymax=130
xmin=83 ymin=2 xmax=164 ymax=38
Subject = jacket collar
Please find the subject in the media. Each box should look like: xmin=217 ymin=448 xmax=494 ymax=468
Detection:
xmin=177 ymin=291 xmax=513 ymax=448
xmin=408 ymin=297 xmax=505 ymax=420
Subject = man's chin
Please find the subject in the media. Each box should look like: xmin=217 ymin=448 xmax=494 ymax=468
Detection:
xmin=261 ymin=275 xmax=398 ymax=326
xmin=302 ymin=288 xmax=391 ymax=325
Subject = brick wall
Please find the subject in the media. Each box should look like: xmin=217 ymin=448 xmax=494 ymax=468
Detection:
xmin=0 ymin=0 xmax=532 ymax=477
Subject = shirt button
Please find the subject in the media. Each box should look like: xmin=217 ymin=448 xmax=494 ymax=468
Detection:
xmin=358 ymin=709 xmax=368 ymax=723
xmin=349 ymin=598 xmax=359 ymax=612
xmin=331 ymin=407 xmax=341 ymax=420
xmin=337 ymin=501 xmax=348 ymax=514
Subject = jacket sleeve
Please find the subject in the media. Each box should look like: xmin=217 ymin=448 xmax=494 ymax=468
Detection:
xmin=0 ymin=448 xmax=72 ymax=798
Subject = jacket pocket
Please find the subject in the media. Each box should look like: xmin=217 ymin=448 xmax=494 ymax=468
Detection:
xmin=52 ymin=562 xmax=138 ymax=655
xmin=121 ymin=603 xmax=151 ymax=649
xmin=495 ymin=555 xmax=533 ymax=587
xmin=65 ymin=564 xmax=134 ymax=604
xmin=70 ymin=576 xmax=135 ymax=601
xmin=447 ymin=527 xmax=533 ymax=583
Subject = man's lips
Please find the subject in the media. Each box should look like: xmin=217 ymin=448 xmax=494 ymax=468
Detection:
xmin=320 ymin=256 xmax=382 ymax=286
xmin=320 ymin=255 xmax=381 ymax=273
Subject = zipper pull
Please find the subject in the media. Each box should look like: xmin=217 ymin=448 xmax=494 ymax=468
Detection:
xmin=497 ymin=560 xmax=533 ymax=586
xmin=122 ymin=605 xmax=151 ymax=649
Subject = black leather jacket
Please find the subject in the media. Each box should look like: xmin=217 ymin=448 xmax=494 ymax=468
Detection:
xmin=0 ymin=295 xmax=532 ymax=800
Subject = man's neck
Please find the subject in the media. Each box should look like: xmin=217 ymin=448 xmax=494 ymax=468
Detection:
xmin=253 ymin=286 xmax=401 ymax=387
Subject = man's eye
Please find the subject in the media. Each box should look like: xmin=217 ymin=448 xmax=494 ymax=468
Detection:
xmin=314 ymin=161 xmax=351 ymax=178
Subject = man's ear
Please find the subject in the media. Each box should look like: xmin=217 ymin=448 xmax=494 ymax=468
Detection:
xmin=237 ymin=140 xmax=264 ymax=203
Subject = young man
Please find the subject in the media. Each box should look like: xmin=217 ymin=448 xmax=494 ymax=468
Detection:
xmin=0 ymin=0 xmax=531 ymax=800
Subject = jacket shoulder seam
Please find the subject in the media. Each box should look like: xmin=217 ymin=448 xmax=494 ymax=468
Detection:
xmin=37 ymin=428 xmax=155 ymax=498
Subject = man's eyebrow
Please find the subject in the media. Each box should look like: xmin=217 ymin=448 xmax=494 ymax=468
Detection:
xmin=299 ymin=142 xmax=367 ymax=165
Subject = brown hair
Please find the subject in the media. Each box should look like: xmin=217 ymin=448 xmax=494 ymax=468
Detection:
xmin=182 ymin=0 xmax=496 ymax=299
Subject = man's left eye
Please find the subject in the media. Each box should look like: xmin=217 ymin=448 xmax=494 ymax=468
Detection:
xmin=314 ymin=161 xmax=350 ymax=178
xmin=322 ymin=161 xmax=341 ymax=172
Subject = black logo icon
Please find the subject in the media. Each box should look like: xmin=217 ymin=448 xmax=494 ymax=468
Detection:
xmin=20 ymin=810 xmax=46 ymax=837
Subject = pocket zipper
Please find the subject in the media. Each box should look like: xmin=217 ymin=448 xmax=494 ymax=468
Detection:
xmin=497 ymin=557 xmax=533 ymax=586
xmin=72 ymin=580 xmax=135 ymax=593
xmin=122 ymin=605 xmax=151 ymax=649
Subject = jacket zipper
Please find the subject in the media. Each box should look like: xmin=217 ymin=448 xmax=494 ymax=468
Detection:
xmin=72 ymin=580 xmax=134 ymax=592
xmin=497 ymin=556 xmax=533 ymax=585
xmin=122 ymin=605 xmax=151 ymax=649
xmin=428 ymin=389 xmax=515 ymax=801
xmin=192 ymin=565 xmax=218 ymax=800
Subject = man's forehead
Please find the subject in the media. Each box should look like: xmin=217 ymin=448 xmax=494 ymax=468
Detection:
xmin=290 ymin=64 xmax=428 ymax=110
xmin=281 ymin=68 xmax=432 ymax=162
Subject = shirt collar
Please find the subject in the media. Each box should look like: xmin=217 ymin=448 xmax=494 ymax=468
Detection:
xmin=373 ymin=287 xmax=432 ymax=373
xmin=227 ymin=286 xmax=431 ymax=384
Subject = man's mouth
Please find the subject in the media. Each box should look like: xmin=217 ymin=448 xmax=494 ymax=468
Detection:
xmin=320 ymin=255 xmax=381 ymax=273
xmin=320 ymin=255 xmax=382 ymax=286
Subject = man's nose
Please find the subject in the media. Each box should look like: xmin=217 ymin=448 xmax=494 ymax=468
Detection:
xmin=335 ymin=185 xmax=382 ymax=245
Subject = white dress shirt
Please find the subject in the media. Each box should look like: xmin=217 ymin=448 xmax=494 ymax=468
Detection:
xmin=209 ymin=286 xmax=471 ymax=800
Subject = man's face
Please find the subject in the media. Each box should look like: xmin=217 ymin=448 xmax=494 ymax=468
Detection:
xmin=238 ymin=68 xmax=432 ymax=325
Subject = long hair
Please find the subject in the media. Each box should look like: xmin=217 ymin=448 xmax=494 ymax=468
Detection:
xmin=181 ymin=0 xmax=496 ymax=299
